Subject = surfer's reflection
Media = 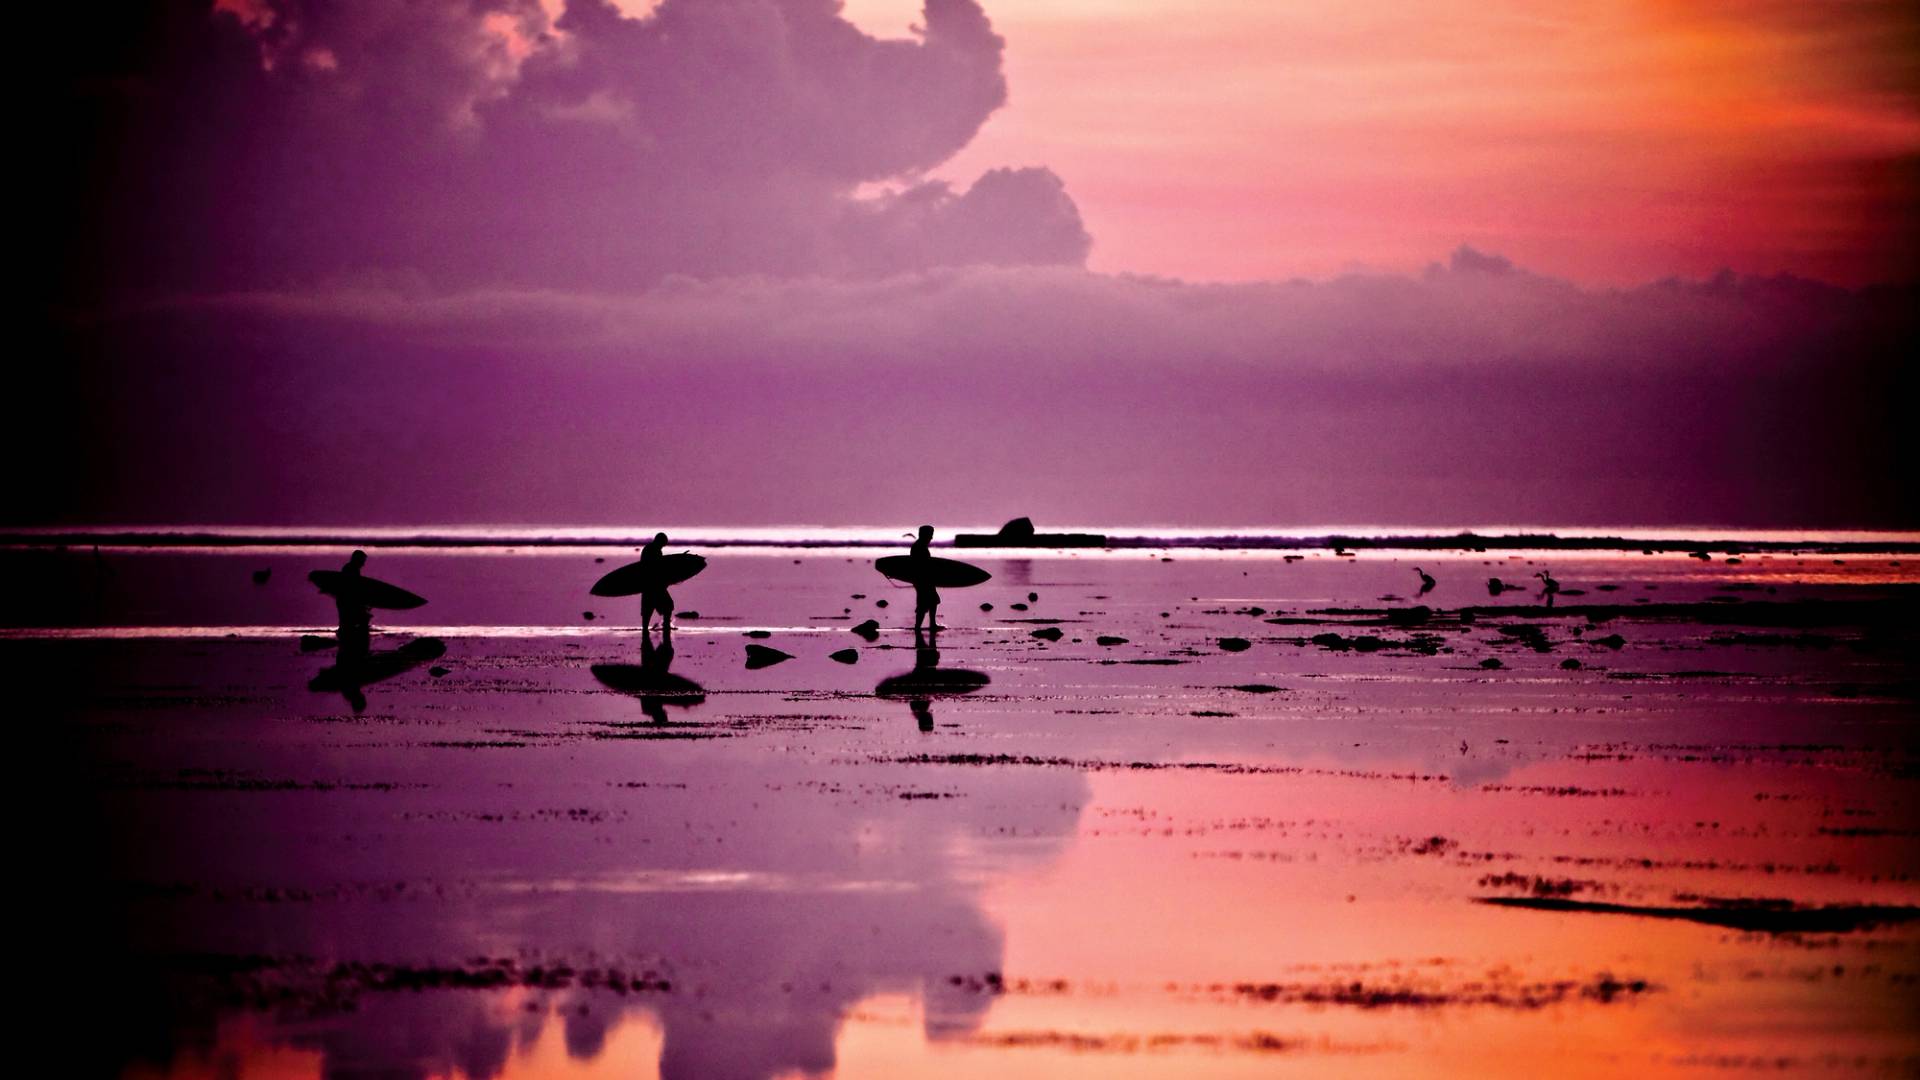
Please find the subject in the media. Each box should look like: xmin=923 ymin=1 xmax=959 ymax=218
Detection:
xmin=875 ymin=629 xmax=989 ymax=732
xmin=591 ymin=629 xmax=707 ymax=722
xmin=309 ymin=636 xmax=447 ymax=713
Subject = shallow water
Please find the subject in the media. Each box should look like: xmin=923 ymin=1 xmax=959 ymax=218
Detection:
xmin=11 ymin=544 xmax=1918 ymax=1077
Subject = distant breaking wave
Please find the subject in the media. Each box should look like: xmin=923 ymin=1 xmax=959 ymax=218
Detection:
xmin=3 ymin=525 xmax=1916 ymax=554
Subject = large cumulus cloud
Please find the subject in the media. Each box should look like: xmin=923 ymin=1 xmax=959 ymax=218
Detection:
xmin=49 ymin=0 xmax=1089 ymax=297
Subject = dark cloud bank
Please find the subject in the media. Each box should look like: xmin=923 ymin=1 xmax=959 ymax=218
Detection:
xmin=27 ymin=1 xmax=1917 ymax=527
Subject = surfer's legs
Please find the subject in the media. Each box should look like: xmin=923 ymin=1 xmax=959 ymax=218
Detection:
xmin=642 ymin=588 xmax=674 ymax=632
xmin=337 ymin=610 xmax=372 ymax=664
xmin=914 ymin=585 xmax=942 ymax=633
xmin=338 ymin=632 xmax=370 ymax=664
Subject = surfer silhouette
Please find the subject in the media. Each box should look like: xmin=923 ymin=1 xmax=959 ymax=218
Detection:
xmin=640 ymin=532 xmax=676 ymax=634
xmin=335 ymin=550 xmax=373 ymax=659
xmin=909 ymin=525 xmax=941 ymax=634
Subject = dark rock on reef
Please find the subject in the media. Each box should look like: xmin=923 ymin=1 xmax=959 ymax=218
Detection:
xmin=1385 ymin=606 xmax=1432 ymax=627
xmin=955 ymin=517 xmax=1106 ymax=548
xmin=429 ymin=666 xmax=449 ymax=677
xmin=980 ymin=603 xmax=994 ymax=611
xmin=829 ymin=649 xmax=858 ymax=664
xmin=1028 ymin=592 xmax=1039 ymax=602
xmin=1498 ymin=624 xmax=1553 ymax=652
xmin=875 ymin=599 xmax=889 ymax=608
xmin=1480 ymin=657 xmax=1504 ymax=669
xmin=1591 ymin=634 xmax=1626 ymax=649
xmin=1560 ymin=658 xmax=1582 ymax=670
xmin=251 ymin=568 xmax=272 ymax=584
xmin=851 ymin=620 xmax=881 ymax=640
xmin=746 ymin=630 xmax=772 ymax=639
xmin=744 ymin=644 xmax=793 ymax=669
xmin=1096 ymin=636 xmax=1128 ymax=646
xmin=1218 ymin=637 xmax=1252 ymax=652
xmin=1031 ymin=627 xmax=1064 ymax=642
xmin=1306 ymin=631 xmax=1446 ymax=655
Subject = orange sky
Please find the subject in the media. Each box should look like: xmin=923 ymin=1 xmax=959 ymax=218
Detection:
xmin=829 ymin=0 xmax=1919 ymax=285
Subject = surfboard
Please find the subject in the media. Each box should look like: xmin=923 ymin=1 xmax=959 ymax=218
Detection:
xmin=591 ymin=553 xmax=707 ymax=597
xmin=875 ymin=667 xmax=991 ymax=697
xmin=590 ymin=663 xmax=706 ymax=699
xmin=875 ymin=555 xmax=992 ymax=589
xmin=308 ymin=570 xmax=428 ymax=610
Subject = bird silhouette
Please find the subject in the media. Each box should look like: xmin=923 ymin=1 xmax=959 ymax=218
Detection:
xmin=1414 ymin=567 xmax=1436 ymax=595
xmin=1536 ymin=570 xmax=1561 ymax=606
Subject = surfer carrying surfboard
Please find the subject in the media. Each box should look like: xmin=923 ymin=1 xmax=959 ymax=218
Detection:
xmin=909 ymin=525 xmax=942 ymax=633
xmin=334 ymin=550 xmax=374 ymax=657
xmin=588 ymin=538 xmax=705 ymax=633
xmin=640 ymin=532 xmax=676 ymax=634
xmin=874 ymin=530 xmax=989 ymax=633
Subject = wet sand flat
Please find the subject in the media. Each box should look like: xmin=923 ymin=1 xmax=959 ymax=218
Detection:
xmin=10 ymin=544 xmax=1919 ymax=1078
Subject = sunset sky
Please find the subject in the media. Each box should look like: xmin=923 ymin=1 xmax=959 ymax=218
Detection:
xmin=859 ymin=0 xmax=1919 ymax=285
xmin=28 ymin=1 xmax=1919 ymax=526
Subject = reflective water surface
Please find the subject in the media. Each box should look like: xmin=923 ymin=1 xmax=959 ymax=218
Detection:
xmin=14 ymin=545 xmax=1917 ymax=1077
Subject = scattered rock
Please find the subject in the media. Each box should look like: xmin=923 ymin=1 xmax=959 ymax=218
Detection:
xmin=1010 ymin=603 xmax=1029 ymax=611
xmin=1228 ymin=684 xmax=1283 ymax=694
xmin=1218 ymin=637 xmax=1252 ymax=652
xmin=979 ymin=603 xmax=994 ymax=612
xmin=1307 ymin=632 xmax=1443 ymax=656
xmin=1560 ymin=658 xmax=1583 ymax=670
xmin=1027 ymin=592 xmax=1039 ymax=602
xmin=829 ymin=649 xmax=858 ymax=664
xmin=851 ymin=620 xmax=881 ymax=641
xmin=875 ymin=599 xmax=889 ymax=608
xmin=678 ymin=611 xmax=700 ymax=619
xmin=1591 ymin=634 xmax=1626 ymax=650
xmin=582 ymin=611 xmax=596 ymax=620
xmin=1498 ymin=624 xmax=1552 ymax=652
xmin=1479 ymin=657 xmax=1504 ymax=669
xmin=251 ymin=568 xmax=272 ymax=584
xmin=1096 ymin=635 xmax=1128 ymax=646
xmin=744 ymin=644 xmax=793 ymax=669
xmin=745 ymin=630 xmax=772 ymax=639
xmin=1385 ymin=606 xmax=1431 ymax=627
xmin=1031 ymin=627 xmax=1064 ymax=642
xmin=428 ymin=666 xmax=449 ymax=678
